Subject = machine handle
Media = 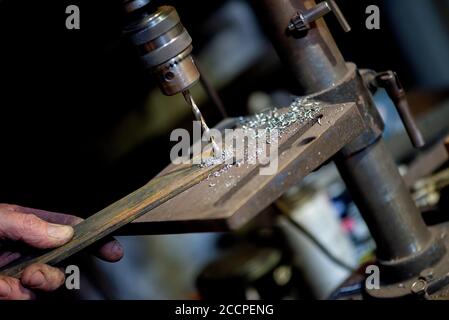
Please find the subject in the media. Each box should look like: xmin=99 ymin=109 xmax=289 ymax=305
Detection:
xmin=288 ymin=0 xmax=351 ymax=33
xmin=376 ymin=71 xmax=425 ymax=148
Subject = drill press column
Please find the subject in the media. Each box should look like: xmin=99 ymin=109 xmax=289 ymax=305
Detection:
xmin=255 ymin=0 xmax=441 ymax=281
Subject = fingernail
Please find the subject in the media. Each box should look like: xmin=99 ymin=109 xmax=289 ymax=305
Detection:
xmin=28 ymin=271 xmax=46 ymax=288
xmin=47 ymin=224 xmax=74 ymax=240
xmin=0 ymin=280 xmax=11 ymax=298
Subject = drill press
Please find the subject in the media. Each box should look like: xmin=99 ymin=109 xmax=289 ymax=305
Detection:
xmin=3 ymin=0 xmax=449 ymax=300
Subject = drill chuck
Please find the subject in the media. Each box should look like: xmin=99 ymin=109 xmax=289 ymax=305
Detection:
xmin=124 ymin=5 xmax=200 ymax=96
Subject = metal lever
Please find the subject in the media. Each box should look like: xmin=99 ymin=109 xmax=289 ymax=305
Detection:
xmin=375 ymin=71 xmax=425 ymax=148
xmin=288 ymin=0 xmax=351 ymax=33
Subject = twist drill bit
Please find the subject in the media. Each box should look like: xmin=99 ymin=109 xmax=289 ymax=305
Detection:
xmin=182 ymin=90 xmax=220 ymax=157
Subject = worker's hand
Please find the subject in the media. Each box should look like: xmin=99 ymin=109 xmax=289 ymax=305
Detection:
xmin=0 ymin=204 xmax=124 ymax=300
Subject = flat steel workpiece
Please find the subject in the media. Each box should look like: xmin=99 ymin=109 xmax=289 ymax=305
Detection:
xmin=0 ymin=157 xmax=225 ymax=278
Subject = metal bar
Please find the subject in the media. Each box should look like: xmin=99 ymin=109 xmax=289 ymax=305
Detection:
xmin=396 ymin=99 xmax=426 ymax=148
xmin=327 ymin=0 xmax=351 ymax=32
xmin=298 ymin=2 xmax=331 ymax=28
xmin=0 ymin=160 xmax=225 ymax=278
xmin=376 ymin=71 xmax=425 ymax=148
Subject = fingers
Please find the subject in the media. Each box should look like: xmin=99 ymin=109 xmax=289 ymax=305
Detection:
xmin=0 ymin=204 xmax=124 ymax=262
xmin=21 ymin=263 xmax=65 ymax=292
xmin=94 ymin=237 xmax=124 ymax=262
xmin=7 ymin=205 xmax=124 ymax=262
xmin=0 ymin=263 xmax=66 ymax=300
xmin=0 ymin=205 xmax=74 ymax=249
xmin=4 ymin=204 xmax=83 ymax=226
xmin=0 ymin=276 xmax=35 ymax=300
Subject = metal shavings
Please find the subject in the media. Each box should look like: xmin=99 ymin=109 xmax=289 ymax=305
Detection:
xmin=205 ymin=162 xmax=241 ymax=182
xmin=239 ymin=98 xmax=323 ymax=137
xmin=201 ymin=148 xmax=235 ymax=168
xmin=202 ymin=98 xmax=323 ymax=187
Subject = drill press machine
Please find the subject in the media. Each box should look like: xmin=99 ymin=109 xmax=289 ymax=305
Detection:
xmin=3 ymin=0 xmax=449 ymax=300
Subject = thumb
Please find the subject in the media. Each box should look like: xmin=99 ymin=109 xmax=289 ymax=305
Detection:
xmin=0 ymin=209 xmax=74 ymax=249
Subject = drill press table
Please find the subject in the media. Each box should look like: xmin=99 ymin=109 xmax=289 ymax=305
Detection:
xmin=122 ymin=101 xmax=364 ymax=234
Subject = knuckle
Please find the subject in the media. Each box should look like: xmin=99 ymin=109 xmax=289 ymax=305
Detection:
xmin=24 ymin=264 xmax=66 ymax=291
xmin=22 ymin=263 xmax=44 ymax=276
xmin=21 ymin=214 xmax=43 ymax=235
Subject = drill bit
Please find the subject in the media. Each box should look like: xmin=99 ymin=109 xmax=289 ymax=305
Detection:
xmin=182 ymin=90 xmax=220 ymax=157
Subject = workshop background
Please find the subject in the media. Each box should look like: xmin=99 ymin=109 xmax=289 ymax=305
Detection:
xmin=0 ymin=0 xmax=449 ymax=299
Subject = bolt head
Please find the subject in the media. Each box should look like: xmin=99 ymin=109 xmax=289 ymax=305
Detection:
xmin=411 ymin=279 xmax=427 ymax=295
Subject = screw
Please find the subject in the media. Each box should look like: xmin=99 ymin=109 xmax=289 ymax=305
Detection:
xmin=411 ymin=279 xmax=427 ymax=295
